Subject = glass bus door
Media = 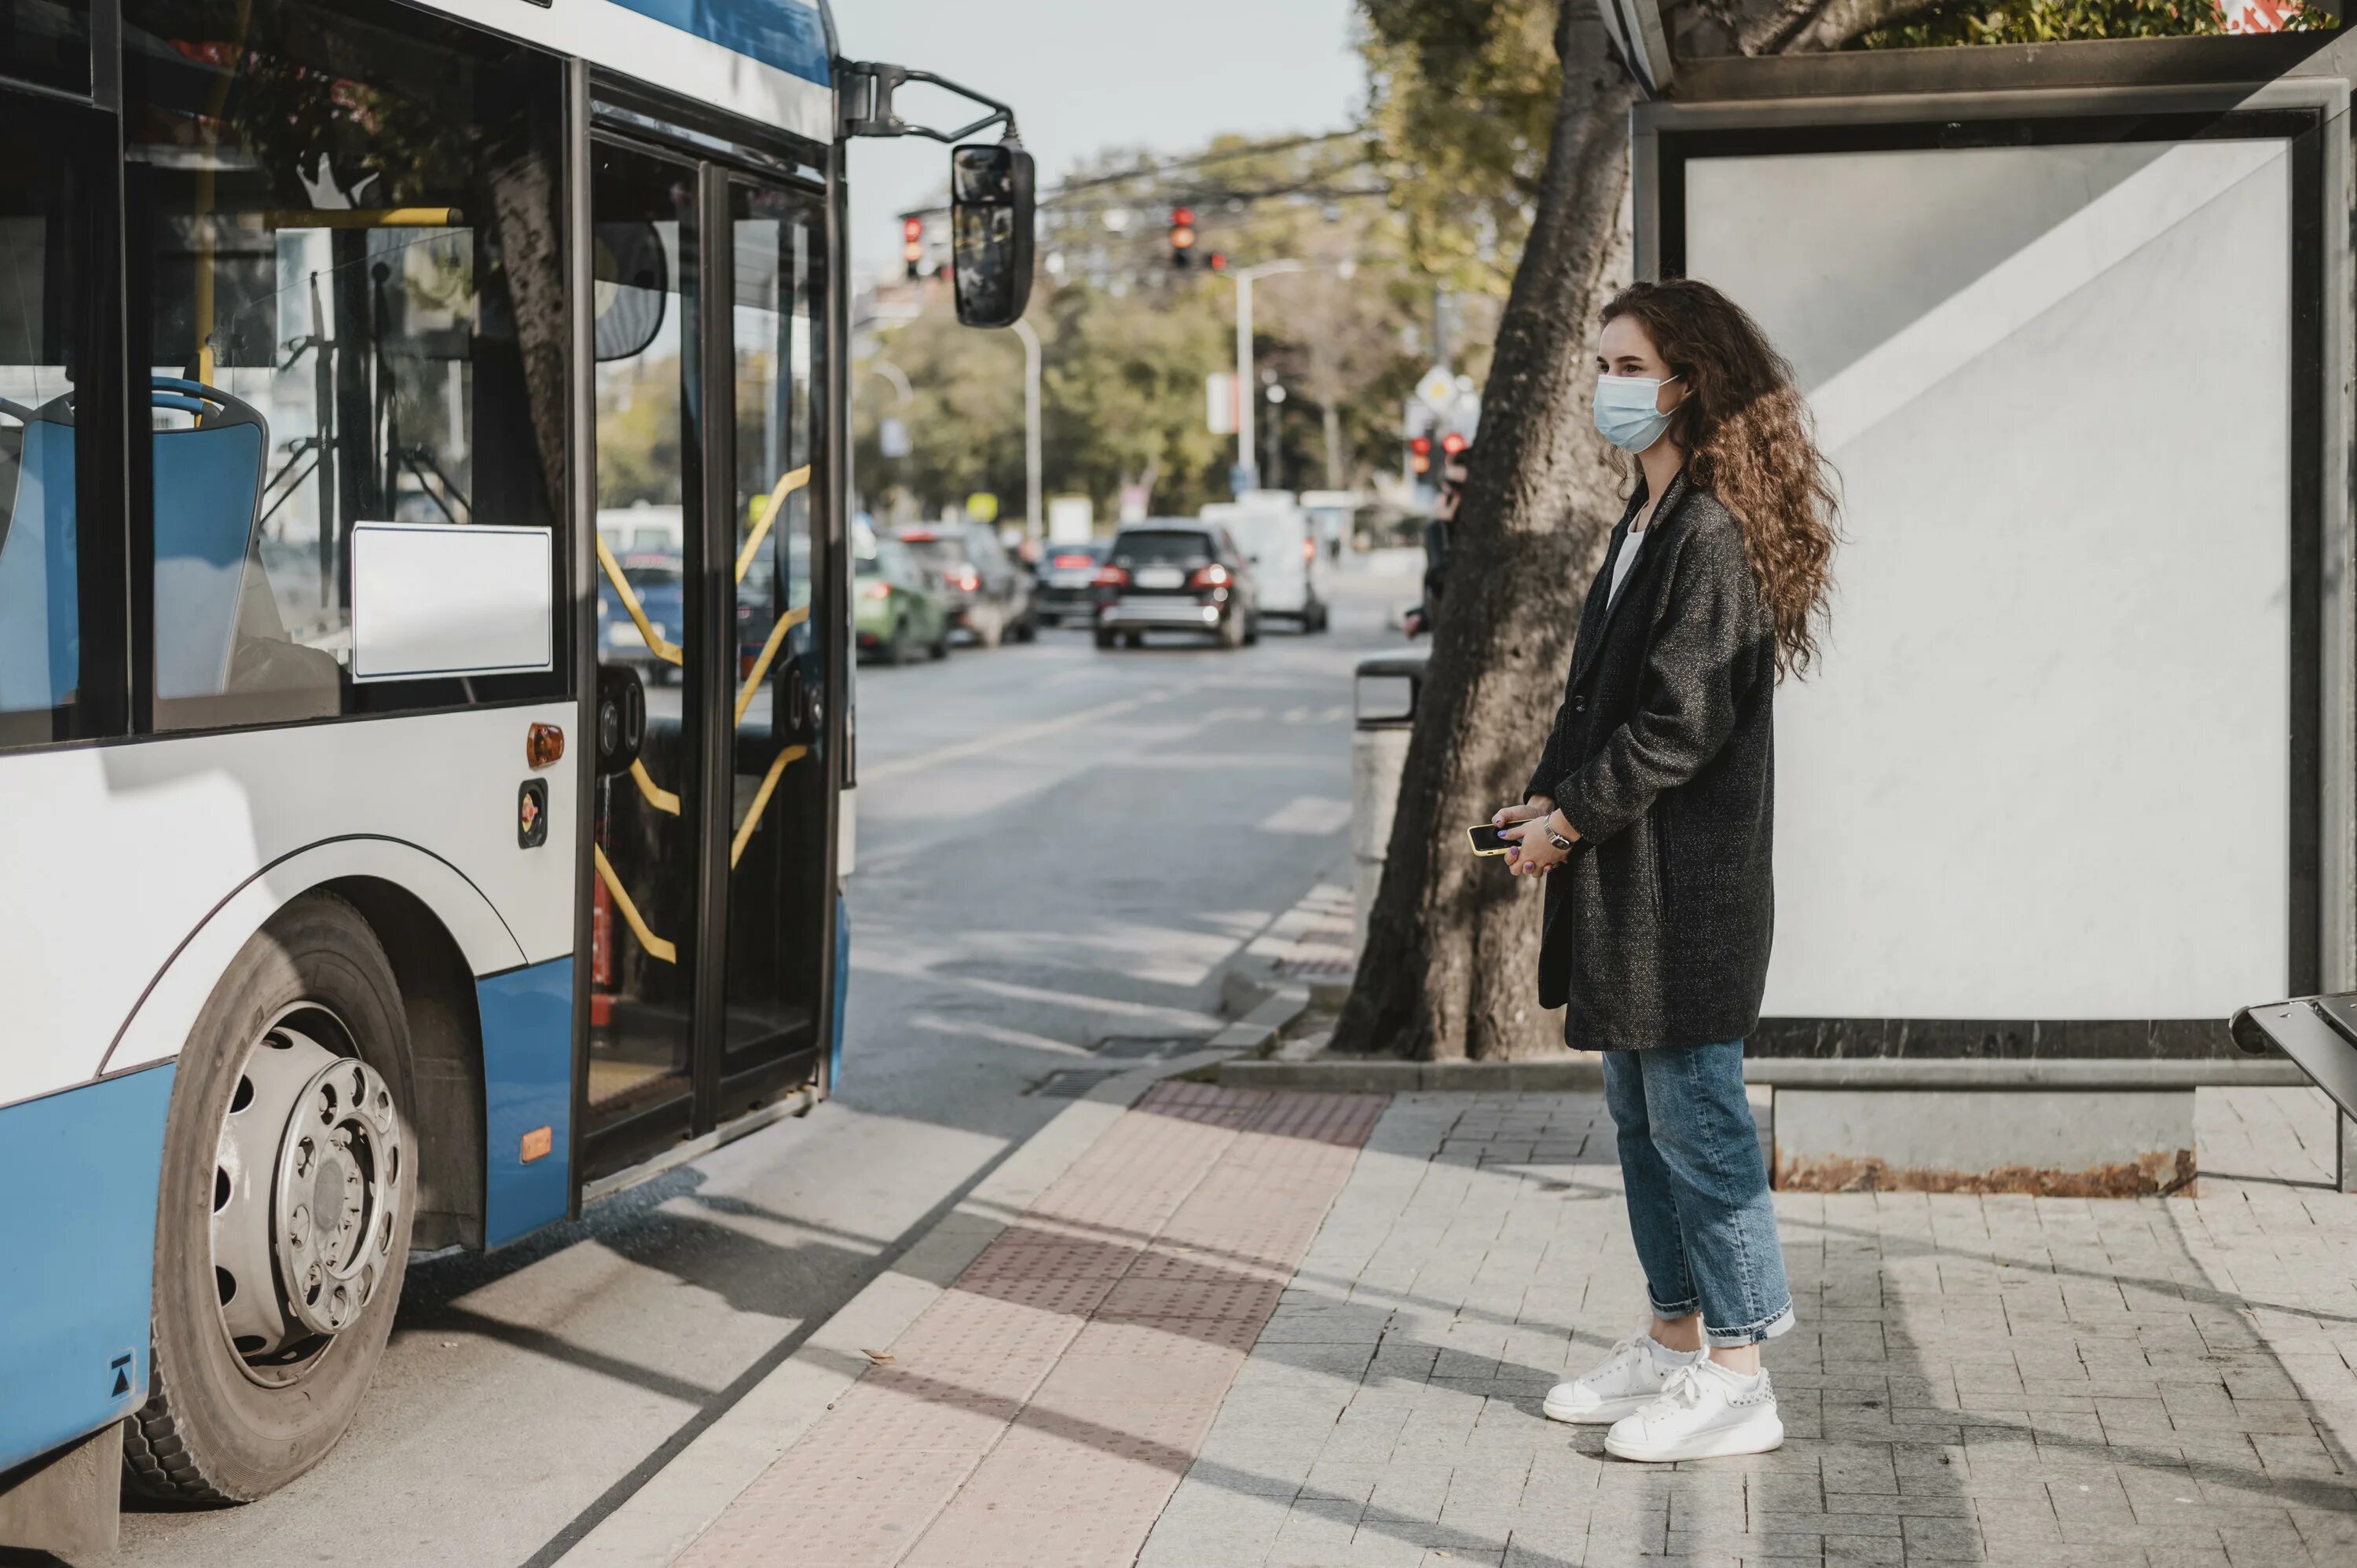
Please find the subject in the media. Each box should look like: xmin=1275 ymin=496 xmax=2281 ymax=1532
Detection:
xmin=714 ymin=177 xmax=829 ymax=1124
xmin=586 ymin=139 xmax=703 ymax=1171
xmin=585 ymin=142 xmax=830 ymax=1178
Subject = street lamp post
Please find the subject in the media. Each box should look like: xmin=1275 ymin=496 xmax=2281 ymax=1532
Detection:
xmin=1230 ymin=259 xmax=1303 ymax=493
xmin=1223 ymin=257 xmax=1352 ymax=493
xmin=1011 ymin=317 xmax=1042 ymax=548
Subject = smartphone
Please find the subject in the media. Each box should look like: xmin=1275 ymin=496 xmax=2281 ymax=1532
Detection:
xmin=1467 ymin=822 xmax=1513 ymax=856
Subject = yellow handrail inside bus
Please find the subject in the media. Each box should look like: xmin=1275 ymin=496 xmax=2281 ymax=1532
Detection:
xmin=593 ymin=844 xmax=676 ymax=965
xmin=735 ymin=467 xmax=812 ymax=585
xmin=629 ymin=758 xmax=680 ymax=816
xmin=734 ymin=603 xmax=812 ymax=726
xmin=731 ymin=746 xmax=808 ymax=868
xmin=596 ymin=537 xmax=684 ymax=666
xmin=233 ymin=207 xmax=465 ymax=229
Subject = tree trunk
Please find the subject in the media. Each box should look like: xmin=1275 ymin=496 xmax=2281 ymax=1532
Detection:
xmin=1336 ymin=0 xmax=1935 ymax=1061
xmin=1334 ymin=2 xmax=1638 ymax=1061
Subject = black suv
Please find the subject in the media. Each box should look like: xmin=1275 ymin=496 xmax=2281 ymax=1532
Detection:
xmin=1093 ymin=522 xmax=1259 ymax=650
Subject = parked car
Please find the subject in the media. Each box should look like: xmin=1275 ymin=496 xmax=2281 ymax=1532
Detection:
xmin=1093 ymin=522 xmax=1259 ymax=650
xmin=900 ymin=522 xmax=1036 ymax=647
xmin=1034 ymin=539 xmax=1109 ymax=627
xmin=856 ymin=537 xmax=952 ymax=664
xmin=1204 ymin=499 xmax=1328 ymax=632
xmin=597 ymin=550 xmax=686 ymax=683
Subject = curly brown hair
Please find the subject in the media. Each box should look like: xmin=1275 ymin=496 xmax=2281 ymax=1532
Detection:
xmin=1600 ymin=280 xmax=1838 ymax=677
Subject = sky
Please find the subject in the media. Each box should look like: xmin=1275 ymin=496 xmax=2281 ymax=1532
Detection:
xmin=832 ymin=0 xmax=1368 ymax=280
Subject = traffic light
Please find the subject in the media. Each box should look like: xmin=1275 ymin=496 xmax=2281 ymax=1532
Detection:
xmin=1207 ymin=251 xmax=1226 ymax=273
xmin=1439 ymin=432 xmax=1468 ymax=457
xmin=1169 ymin=206 xmax=1196 ymax=269
xmin=1409 ymin=434 xmax=1432 ymax=477
xmin=902 ymin=215 xmax=925 ymax=280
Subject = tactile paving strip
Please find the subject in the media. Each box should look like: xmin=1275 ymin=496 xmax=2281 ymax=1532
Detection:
xmin=675 ymin=1083 xmax=1382 ymax=1568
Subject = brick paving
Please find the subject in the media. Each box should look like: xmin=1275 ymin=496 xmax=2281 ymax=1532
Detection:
xmin=674 ymin=1082 xmax=1383 ymax=1568
xmin=658 ymin=1083 xmax=2357 ymax=1567
xmin=1138 ymin=1087 xmax=2357 ymax=1567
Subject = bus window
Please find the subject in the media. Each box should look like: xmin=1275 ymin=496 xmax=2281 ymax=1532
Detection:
xmin=123 ymin=0 xmax=567 ymax=731
xmin=0 ymin=94 xmax=113 ymax=749
xmin=0 ymin=0 xmax=90 ymax=97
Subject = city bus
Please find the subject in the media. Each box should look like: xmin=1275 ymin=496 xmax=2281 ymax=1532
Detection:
xmin=0 ymin=0 xmax=1029 ymax=1548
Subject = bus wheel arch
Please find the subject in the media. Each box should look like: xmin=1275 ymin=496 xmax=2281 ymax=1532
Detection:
xmin=125 ymin=893 xmax=420 ymax=1504
xmin=330 ymin=877 xmax=488 ymax=1255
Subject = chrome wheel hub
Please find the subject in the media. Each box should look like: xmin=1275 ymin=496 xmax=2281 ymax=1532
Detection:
xmin=212 ymin=1008 xmax=403 ymax=1379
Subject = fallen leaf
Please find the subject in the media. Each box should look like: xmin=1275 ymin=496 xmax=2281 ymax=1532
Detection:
xmin=862 ymin=1348 xmax=895 ymax=1364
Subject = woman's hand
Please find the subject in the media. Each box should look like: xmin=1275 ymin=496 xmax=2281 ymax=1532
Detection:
xmin=1492 ymin=798 xmax=1549 ymax=830
xmin=1502 ymin=810 xmax=1576 ymax=877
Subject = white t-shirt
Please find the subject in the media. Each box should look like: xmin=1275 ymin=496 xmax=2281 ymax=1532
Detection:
xmin=1607 ymin=523 xmax=1649 ymax=607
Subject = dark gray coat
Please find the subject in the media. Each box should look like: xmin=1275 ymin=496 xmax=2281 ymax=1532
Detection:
xmin=1523 ymin=472 xmax=1776 ymax=1052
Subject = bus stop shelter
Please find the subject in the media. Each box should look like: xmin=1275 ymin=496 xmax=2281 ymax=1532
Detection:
xmin=1625 ymin=31 xmax=2357 ymax=1059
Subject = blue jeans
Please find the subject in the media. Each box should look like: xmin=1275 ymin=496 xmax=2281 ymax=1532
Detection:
xmin=1602 ymin=1040 xmax=1794 ymax=1346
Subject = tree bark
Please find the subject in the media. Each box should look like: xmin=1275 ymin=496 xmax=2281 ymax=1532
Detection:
xmin=1337 ymin=0 xmax=1947 ymax=1061
xmin=1336 ymin=1 xmax=1637 ymax=1061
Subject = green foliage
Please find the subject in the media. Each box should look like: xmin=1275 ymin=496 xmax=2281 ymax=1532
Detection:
xmin=1855 ymin=0 xmax=2333 ymax=48
xmin=1359 ymin=0 xmax=1560 ymax=300
xmin=1039 ymin=284 xmax=1233 ymax=515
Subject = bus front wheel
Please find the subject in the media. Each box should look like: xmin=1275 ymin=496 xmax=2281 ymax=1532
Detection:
xmin=124 ymin=894 xmax=417 ymax=1503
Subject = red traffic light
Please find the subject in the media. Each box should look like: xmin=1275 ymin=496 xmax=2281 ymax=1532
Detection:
xmin=1439 ymin=433 xmax=1467 ymax=456
xmin=1171 ymin=207 xmax=1195 ymax=228
xmin=1409 ymin=436 xmax=1432 ymax=456
xmin=902 ymin=216 xmax=923 ymax=241
xmin=1207 ymin=251 xmax=1226 ymax=272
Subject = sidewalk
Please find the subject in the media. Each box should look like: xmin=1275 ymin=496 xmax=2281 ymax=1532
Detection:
xmin=631 ymin=1083 xmax=2357 ymax=1567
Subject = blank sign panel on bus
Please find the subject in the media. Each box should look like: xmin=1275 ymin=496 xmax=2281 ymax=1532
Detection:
xmin=349 ymin=523 xmax=555 ymax=683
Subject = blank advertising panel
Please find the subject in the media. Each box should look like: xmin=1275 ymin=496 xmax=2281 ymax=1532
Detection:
xmin=1683 ymin=137 xmax=2293 ymax=1021
xmin=349 ymin=522 xmax=555 ymax=683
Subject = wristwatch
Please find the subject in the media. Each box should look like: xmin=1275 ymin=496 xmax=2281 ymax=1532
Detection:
xmin=1545 ymin=820 xmax=1576 ymax=853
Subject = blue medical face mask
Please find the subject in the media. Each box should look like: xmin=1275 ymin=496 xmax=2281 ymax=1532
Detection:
xmin=1593 ymin=374 xmax=1681 ymax=453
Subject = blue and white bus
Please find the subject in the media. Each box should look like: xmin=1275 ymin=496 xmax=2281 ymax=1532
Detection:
xmin=0 ymin=0 xmax=1028 ymax=1545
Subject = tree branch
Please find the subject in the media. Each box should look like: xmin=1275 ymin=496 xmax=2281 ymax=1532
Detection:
xmin=1757 ymin=0 xmax=1952 ymax=52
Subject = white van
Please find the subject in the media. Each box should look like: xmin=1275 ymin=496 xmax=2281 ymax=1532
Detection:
xmin=1202 ymin=497 xmax=1328 ymax=632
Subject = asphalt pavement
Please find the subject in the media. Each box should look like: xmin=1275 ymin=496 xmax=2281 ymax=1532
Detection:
xmin=113 ymin=570 xmax=1411 ymax=1568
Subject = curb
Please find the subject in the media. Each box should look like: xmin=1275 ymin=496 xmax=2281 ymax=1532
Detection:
xmin=552 ymin=987 xmax=1314 ymax=1568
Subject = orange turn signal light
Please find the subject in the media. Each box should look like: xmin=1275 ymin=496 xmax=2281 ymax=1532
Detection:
xmin=520 ymin=1125 xmax=554 ymax=1163
xmin=527 ymin=723 xmax=565 ymax=769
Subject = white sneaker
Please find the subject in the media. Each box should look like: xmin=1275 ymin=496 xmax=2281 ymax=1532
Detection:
xmin=1604 ymin=1360 xmax=1783 ymax=1461
xmin=1543 ymin=1333 xmax=1700 ymax=1424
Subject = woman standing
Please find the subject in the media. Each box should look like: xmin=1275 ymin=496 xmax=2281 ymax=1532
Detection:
xmin=1496 ymin=280 xmax=1837 ymax=1463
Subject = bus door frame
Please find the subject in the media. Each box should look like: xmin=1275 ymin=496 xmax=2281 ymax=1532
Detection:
xmin=566 ymin=72 xmax=848 ymax=1210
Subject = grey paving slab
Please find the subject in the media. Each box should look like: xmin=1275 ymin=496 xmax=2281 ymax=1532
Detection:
xmin=1138 ymin=1087 xmax=2357 ymax=1566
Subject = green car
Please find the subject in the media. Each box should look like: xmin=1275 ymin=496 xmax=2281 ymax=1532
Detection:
xmin=856 ymin=537 xmax=952 ymax=665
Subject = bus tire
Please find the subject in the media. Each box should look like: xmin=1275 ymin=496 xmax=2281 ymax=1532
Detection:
xmin=123 ymin=894 xmax=417 ymax=1504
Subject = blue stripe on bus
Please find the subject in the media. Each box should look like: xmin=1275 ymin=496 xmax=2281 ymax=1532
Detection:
xmin=479 ymin=958 xmax=575 ymax=1248
xmin=0 ymin=1064 xmax=176 ymax=1473
xmin=605 ymin=0 xmax=832 ymax=86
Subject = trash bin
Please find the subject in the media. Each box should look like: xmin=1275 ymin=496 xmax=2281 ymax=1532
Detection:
xmin=1351 ymin=650 xmax=1428 ymax=955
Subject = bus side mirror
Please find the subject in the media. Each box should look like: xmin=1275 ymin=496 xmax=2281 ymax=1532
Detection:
xmin=596 ymin=664 xmax=645 ymax=777
xmin=951 ymin=141 xmax=1034 ymax=328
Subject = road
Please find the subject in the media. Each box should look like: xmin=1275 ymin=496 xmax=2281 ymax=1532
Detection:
xmin=115 ymin=573 xmax=1407 ymax=1568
